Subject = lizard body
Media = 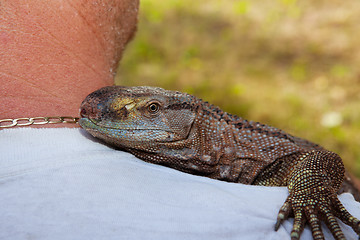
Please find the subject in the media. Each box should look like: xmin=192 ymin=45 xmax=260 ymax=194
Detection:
xmin=79 ymin=86 xmax=360 ymax=240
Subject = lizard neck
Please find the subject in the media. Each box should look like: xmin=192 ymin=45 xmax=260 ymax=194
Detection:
xmin=187 ymin=101 xmax=270 ymax=183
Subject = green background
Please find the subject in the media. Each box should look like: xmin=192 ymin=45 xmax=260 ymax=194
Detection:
xmin=115 ymin=0 xmax=360 ymax=177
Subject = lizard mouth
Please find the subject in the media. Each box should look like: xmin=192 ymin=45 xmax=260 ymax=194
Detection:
xmin=79 ymin=117 xmax=174 ymax=132
xmin=79 ymin=117 xmax=179 ymax=143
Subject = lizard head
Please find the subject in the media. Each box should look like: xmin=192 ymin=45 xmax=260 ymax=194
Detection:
xmin=79 ymin=86 xmax=198 ymax=151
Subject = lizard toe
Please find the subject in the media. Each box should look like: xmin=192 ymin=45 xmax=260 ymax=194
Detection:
xmin=331 ymin=197 xmax=360 ymax=236
xmin=320 ymin=204 xmax=345 ymax=240
xmin=275 ymin=197 xmax=292 ymax=231
xmin=290 ymin=210 xmax=306 ymax=240
xmin=303 ymin=206 xmax=324 ymax=240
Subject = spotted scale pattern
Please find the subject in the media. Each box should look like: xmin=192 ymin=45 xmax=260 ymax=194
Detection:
xmin=79 ymin=86 xmax=360 ymax=240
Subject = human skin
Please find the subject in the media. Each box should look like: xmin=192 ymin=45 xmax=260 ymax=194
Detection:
xmin=0 ymin=0 xmax=139 ymax=127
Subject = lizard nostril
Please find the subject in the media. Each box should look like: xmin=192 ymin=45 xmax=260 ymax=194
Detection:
xmin=80 ymin=108 xmax=88 ymax=118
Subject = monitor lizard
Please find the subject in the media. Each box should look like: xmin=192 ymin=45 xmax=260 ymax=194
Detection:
xmin=79 ymin=85 xmax=360 ymax=240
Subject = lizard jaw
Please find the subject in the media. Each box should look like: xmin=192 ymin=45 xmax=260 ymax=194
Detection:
xmin=79 ymin=117 xmax=179 ymax=144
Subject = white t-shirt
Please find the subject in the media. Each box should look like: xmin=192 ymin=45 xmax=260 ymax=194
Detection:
xmin=1 ymin=128 xmax=359 ymax=240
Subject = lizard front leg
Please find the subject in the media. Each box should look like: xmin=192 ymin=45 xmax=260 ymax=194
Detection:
xmin=274 ymin=150 xmax=360 ymax=239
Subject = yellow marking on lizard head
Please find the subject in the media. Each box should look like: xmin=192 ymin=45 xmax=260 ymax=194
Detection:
xmin=111 ymin=98 xmax=138 ymax=111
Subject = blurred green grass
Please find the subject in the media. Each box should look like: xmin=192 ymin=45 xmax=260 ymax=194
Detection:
xmin=115 ymin=0 xmax=360 ymax=177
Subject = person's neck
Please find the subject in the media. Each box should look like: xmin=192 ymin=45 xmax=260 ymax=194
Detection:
xmin=0 ymin=1 xmax=135 ymax=127
xmin=2 ymin=74 xmax=113 ymax=118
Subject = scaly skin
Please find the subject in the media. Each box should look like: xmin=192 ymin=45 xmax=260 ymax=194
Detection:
xmin=79 ymin=86 xmax=360 ymax=240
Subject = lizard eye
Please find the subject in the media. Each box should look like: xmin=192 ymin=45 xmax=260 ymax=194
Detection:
xmin=148 ymin=102 xmax=160 ymax=113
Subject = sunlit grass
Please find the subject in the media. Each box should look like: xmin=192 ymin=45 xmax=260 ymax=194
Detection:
xmin=116 ymin=0 xmax=360 ymax=177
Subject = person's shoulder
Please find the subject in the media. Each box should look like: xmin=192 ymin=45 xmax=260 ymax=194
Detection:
xmin=1 ymin=128 xmax=359 ymax=240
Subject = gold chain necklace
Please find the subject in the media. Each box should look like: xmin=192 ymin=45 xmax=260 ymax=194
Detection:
xmin=0 ymin=116 xmax=79 ymax=128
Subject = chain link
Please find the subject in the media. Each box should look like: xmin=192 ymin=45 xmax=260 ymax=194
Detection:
xmin=0 ymin=116 xmax=79 ymax=128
